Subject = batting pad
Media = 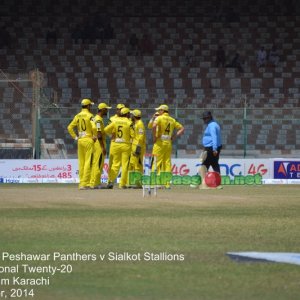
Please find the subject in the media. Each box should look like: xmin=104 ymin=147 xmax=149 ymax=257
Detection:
xmin=199 ymin=151 xmax=207 ymax=164
xmin=198 ymin=165 xmax=207 ymax=180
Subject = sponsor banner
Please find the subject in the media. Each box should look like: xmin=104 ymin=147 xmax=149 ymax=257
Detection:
xmin=0 ymin=158 xmax=299 ymax=184
xmin=264 ymin=179 xmax=299 ymax=185
xmin=244 ymin=160 xmax=269 ymax=177
xmin=289 ymin=179 xmax=300 ymax=184
xmin=101 ymin=162 xmax=109 ymax=183
xmin=263 ymin=179 xmax=289 ymax=185
xmin=0 ymin=160 xmax=78 ymax=183
xmin=173 ymin=159 xmax=271 ymax=179
xmin=274 ymin=161 xmax=300 ymax=179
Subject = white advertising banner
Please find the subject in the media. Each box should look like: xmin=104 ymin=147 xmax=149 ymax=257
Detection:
xmin=0 ymin=160 xmax=79 ymax=184
xmin=0 ymin=158 xmax=299 ymax=184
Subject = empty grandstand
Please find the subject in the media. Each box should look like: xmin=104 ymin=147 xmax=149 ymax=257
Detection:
xmin=0 ymin=0 xmax=299 ymax=158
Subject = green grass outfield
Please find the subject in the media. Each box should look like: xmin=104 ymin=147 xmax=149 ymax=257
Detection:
xmin=0 ymin=184 xmax=300 ymax=300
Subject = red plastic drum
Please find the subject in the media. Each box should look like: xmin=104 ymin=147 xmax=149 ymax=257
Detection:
xmin=205 ymin=172 xmax=221 ymax=187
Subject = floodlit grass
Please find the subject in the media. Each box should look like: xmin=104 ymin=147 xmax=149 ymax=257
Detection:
xmin=0 ymin=184 xmax=300 ymax=300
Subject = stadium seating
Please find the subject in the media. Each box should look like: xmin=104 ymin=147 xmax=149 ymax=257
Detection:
xmin=0 ymin=0 xmax=299 ymax=158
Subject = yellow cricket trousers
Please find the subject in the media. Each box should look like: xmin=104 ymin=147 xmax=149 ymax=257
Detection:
xmin=128 ymin=145 xmax=145 ymax=186
xmin=108 ymin=142 xmax=131 ymax=188
xmin=89 ymin=140 xmax=105 ymax=187
xmin=129 ymin=145 xmax=145 ymax=174
xmin=152 ymin=140 xmax=172 ymax=173
xmin=77 ymin=138 xmax=94 ymax=188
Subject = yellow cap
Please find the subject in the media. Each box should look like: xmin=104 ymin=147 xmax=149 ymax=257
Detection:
xmin=117 ymin=103 xmax=125 ymax=109
xmin=120 ymin=107 xmax=130 ymax=115
xmin=81 ymin=98 xmax=94 ymax=106
xmin=155 ymin=104 xmax=169 ymax=111
xmin=98 ymin=103 xmax=112 ymax=110
xmin=131 ymin=109 xmax=141 ymax=117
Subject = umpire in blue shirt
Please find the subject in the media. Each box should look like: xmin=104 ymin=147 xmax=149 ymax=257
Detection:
xmin=202 ymin=111 xmax=222 ymax=173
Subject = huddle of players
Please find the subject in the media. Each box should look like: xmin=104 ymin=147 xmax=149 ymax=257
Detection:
xmin=67 ymin=99 xmax=185 ymax=190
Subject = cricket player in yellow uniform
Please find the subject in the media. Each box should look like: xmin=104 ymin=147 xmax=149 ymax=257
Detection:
xmin=128 ymin=109 xmax=146 ymax=187
xmin=104 ymin=107 xmax=134 ymax=189
xmin=107 ymin=103 xmax=126 ymax=180
xmin=147 ymin=112 xmax=159 ymax=129
xmin=109 ymin=103 xmax=125 ymax=123
xmin=152 ymin=104 xmax=185 ymax=188
xmin=89 ymin=102 xmax=111 ymax=189
xmin=67 ymin=98 xmax=97 ymax=190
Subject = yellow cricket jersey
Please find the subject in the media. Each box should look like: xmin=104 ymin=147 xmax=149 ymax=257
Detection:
xmin=133 ymin=119 xmax=146 ymax=147
xmin=153 ymin=113 xmax=183 ymax=143
xmin=67 ymin=108 xmax=97 ymax=140
xmin=104 ymin=116 xmax=134 ymax=144
xmin=108 ymin=114 xmax=118 ymax=124
xmin=94 ymin=115 xmax=106 ymax=144
xmin=148 ymin=119 xmax=154 ymax=129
